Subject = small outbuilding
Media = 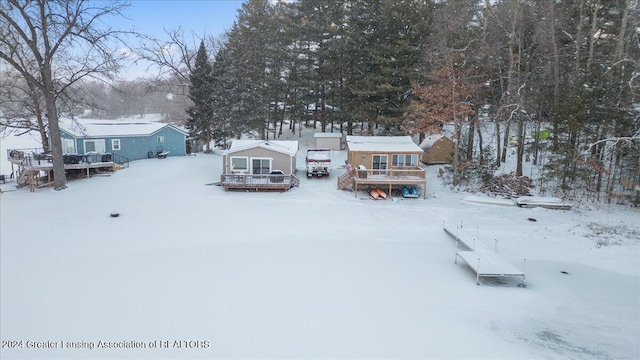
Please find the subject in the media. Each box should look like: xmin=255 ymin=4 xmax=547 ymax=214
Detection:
xmin=314 ymin=132 xmax=343 ymax=151
xmin=419 ymin=134 xmax=455 ymax=165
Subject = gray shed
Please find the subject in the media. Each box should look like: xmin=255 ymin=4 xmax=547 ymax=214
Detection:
xmin=314 ymin=132 xmax=343 ymax=150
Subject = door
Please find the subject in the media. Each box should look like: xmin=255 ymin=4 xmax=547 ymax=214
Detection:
xmin=372 ymin=154 xmax=388 ymax=175
xmin=251 ymin=158 xmax=271 ymax=174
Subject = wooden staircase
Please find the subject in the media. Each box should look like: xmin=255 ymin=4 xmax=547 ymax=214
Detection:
xmin=337 ymin=170 xmax=354 ymax=190
xmin=17 ymin=170 xmax=30 ymax=187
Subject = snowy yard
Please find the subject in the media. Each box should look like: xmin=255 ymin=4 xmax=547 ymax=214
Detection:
xmin=1 ymin=143 xmax=638 ymax=359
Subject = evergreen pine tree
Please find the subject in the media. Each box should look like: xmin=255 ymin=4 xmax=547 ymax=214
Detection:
xmin=187 ymin=41 xmax=215 ymax=152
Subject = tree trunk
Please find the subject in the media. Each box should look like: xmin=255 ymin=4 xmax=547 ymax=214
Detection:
xmin=501 ymin=118 xmax=511 ymax=163
xmin=614 ymin=0 xmax=631 ymax=62
xmin=532 ymin=121 xmax=540 ymax=166
xmin=495 ymin=120 xmax=501 ymax=167
xmin=466 ymin=114 xmax=476 ymax=162
xmin=586 ymin=1 xmax=602 ymax=74
xmin=501 ymin=0 xmax=519 ymax=164
xmin=35 ymin=109 xmax=49 ymax=152
xmin=548 ymin=0 xmax=560 ymax=152
xmin=452 ymin=117 xmax=462 ymax=187
xmin=452 ymin=79 xmax=461 ymax=187
xmin=575 ymin=0 xmax=585 ymax=74
xmin=43 ymin=87 xmax=66 ymax=190
xmin=476 ymin=120 xmax=484 ymax=165
xmin=516 ymin=114 xmax=525 ymax=176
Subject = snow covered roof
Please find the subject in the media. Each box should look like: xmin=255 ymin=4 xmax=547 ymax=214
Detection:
xmin=227 ymin=140 xmax=299 ymax=156
xmin=59 ymin=118 xmax=187 ymax=138
xmin=346 ymin=136 xmax=423 ymax=152
xmin=314 ymin=132 xmax=342 ymax=138
xmin=419 ymin=134 xmax=451 ymax=150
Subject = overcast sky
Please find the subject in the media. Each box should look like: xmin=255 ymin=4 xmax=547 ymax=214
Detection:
xmin=121 ymin=0 xmax=243 ymax=39
xmin=116 ymin=0 xmax=245 ymax=79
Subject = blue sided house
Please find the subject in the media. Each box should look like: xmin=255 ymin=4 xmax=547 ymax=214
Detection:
xmin=58 ymin=118 xmax=188 ymax=162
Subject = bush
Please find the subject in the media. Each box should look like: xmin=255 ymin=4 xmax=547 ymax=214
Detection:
xmin=481 ymin=172 xmax=534 ymax=198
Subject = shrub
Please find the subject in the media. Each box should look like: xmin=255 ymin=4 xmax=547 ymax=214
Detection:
xmin=481 ymin=172 xmax=534 ymax=198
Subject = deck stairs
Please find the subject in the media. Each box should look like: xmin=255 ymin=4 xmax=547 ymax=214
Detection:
xmin=337 ymin=170 xmax=354 ymax=190
xmin=17 ymin=170 xmax=30 ymax=187
xmin=291 ymin=174 xmax=301 ymax=187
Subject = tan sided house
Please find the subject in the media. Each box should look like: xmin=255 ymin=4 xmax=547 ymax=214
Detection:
xmin=220 ymin=140 xmax=300 ymax=191
xmin=337 ymin=136 xmax=427 ymax=198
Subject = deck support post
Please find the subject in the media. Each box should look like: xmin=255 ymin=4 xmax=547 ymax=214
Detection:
xmin=29 ymin=169 xmax=34 ymax=192
xmin=455 ymin=239 xmax=460 ymax=263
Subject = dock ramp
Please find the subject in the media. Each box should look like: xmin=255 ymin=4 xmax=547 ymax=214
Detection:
xmin=444 ymin=222 xmax=526 ymax=286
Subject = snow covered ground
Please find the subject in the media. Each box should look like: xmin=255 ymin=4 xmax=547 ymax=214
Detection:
xmin=1 ymin=129 xmax=638 ymax=359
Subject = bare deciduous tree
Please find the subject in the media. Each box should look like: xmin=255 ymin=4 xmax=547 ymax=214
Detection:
xmin=0 ymin=0 xmax=130 ymax=190
xmin=134 ymin=28 xmax=199 ymax=85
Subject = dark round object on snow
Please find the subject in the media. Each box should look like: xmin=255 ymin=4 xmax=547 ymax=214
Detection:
xmin=560 ymin=271 xmax=569 ymax=274
xmin=110 ymin=212 xmax=120 ymax=218
xmin=528 ymin=218 xmax=537 ymax=222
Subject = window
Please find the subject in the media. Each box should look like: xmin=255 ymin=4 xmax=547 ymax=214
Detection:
xmin=83 ymin=139 xmax=105 ymax=153
xmin=157 ymin=136 xmax=165 ymax=143
xmin=112 ymin=139 xmax=121 ymax=151
xmin=62 ymin=139 xmax=75 ymax=154
xmin=392 ymin=154 xmax=418 ymax=167
xmin=251 ymin=158 xmax=271 ymax=174
xmin=372 ymin=155 xmax=388 ymax=171
xmin=230 ymin=157 xmax=248 ymax=172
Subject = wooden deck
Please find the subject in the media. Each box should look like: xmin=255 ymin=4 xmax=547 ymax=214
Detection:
xmin=338 ymin=167 xmax=427 ymax=199
xmin=220 ymin=173 xmax=300 ymax=192
xmin=7 ymin=149 xmax=116 ymax=192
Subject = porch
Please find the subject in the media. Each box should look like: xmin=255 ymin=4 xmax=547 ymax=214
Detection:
xmin=6 ymin=148 xmax=128 ymax=192
xmin=337 ymin=167 xmax=427 ymax=199
xmin=220 ymin=173 xmax=301 ymax=192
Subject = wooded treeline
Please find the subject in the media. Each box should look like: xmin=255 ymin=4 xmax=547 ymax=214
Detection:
xmin=1 ymin=0 xmax=638 ymax=203
xmin=189 ymin=0 xmax=638 ymax=204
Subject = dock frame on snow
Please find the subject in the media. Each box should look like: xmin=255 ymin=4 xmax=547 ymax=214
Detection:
xmin=443 ymin=222 xmax=526 ymax=287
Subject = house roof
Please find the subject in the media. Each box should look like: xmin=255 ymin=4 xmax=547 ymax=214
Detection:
xmin=227 ymin=140 xmax=299 ymax=156
xmin=419 ymin=134 xmax=452 ymax=150
xmin=346 ymin=136 xmax=423 ymax=152
xmin=59 ymin=118 xmax=188 ymax=138
xmin=314 ymin=132 xmax=342 ymax=138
